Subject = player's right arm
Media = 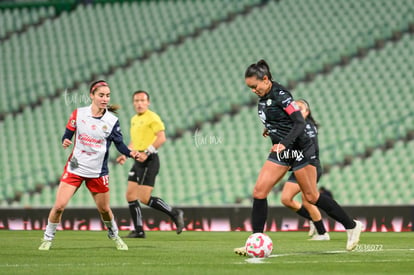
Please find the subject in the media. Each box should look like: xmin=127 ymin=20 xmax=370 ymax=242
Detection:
xmin=61 ymin=109 xmax=77 ymax=149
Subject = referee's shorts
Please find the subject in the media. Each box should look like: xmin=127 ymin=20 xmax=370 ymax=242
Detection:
xmin=127 ymin=154 xmax=160 ymax=187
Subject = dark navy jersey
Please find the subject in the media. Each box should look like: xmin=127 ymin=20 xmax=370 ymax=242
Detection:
xmin=304 ymin=118 xmax=319 ymax=161
xmin=258 ymin=82 xmax=310 ymax=149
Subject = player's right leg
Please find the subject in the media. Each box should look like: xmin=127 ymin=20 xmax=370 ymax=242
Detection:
xmin=39 ymin=180 xmax=78 ymax=250
xmin=234 ymin=160 xmax=289 ymax=255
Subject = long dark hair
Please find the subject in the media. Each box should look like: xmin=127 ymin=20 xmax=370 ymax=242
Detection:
xmin=297 ymin=98 xmax=319 ymax=129
xmin=245 ymin=59 xmax=273 ymax=80
xmin=89 ymin=80 xmax=120 ymax=114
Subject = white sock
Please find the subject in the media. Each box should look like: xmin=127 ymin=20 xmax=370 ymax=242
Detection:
xmin=44 ymin=221 xmax=59 ymax=241
xmin=103 ymin=219 xmax=119 ymax=238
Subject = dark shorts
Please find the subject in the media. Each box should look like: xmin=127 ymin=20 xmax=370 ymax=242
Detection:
xmin=267 ymin=143 xmax=317 ymax=171
xmin=286 ymin=160 xmax=323 ymax=183
xmin=127 ymin=154 xmax=160 ymax=187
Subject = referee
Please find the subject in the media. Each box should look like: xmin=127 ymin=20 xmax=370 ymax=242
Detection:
xmin=117 ymin=90 xmax=184 ymax=238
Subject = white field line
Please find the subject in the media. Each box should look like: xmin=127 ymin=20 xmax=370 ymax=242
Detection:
xmin=244 ymin=248 xmax=414 ymax=264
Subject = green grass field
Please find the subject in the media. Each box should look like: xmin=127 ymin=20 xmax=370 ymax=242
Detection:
xmin=0 ymin=230 xmax=413 ymax=274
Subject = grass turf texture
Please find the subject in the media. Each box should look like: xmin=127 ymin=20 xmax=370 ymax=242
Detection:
xmin=0 ymin=231 xmax=413 ymax=274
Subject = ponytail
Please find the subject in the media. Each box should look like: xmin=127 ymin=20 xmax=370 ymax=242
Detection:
xmin=245 ymin=59 xmax=273 ymax=80
xmin=107 ymin=104 xmax=120 ymax=114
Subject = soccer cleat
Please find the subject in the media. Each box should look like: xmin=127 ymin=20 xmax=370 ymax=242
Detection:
xmin=308 ymin=221 xmax=316 ymax=237
xmin=234 ymin=246 xmax=247 ymax=256
xmin=125 ymin=230 xmax=146 ymax=238
xmin=309 ymin=232 xmax=330 ymax=241
xmin=110 ymin=236 xmax=128 ymax=251
xmin=107 ymin=228 xmax=116 ymax=240
xmin=173 ymin=209 xmax=185 ymax=234
xmin=346 ymin=220 xmax=363 ymax=251
xmin=38 ymin=240 xmax=52 ymax=251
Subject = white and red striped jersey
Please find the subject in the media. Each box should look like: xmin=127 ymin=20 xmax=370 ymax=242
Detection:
xmin=64 ymin=105 xmax=130 ymax=178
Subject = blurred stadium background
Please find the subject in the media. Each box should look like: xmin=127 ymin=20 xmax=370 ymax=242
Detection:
xmin=0 ymin=0 xmax=413 ymax=230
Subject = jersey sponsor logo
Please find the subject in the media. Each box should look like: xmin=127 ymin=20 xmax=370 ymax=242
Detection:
xmin=78 ymin=133 xmax=104 ymax=148
xmin=80 ymin=150 xmax=97 ymax=156
xmin=279 ymin=90 xmax=285 ymax=95
xmin=282 ymin=97 xmax=293 ymax=105
xmin=91 ymin=125 xmax=97 ymax=130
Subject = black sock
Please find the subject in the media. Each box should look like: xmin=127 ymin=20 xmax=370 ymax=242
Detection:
xmin=148 ymin=196 xmax=176 ymax=218
xmin=296 ymin=205 xmax=312 ymax=220
xmin=315 ymin=195 xmax=356 ymax=229
xmin=252 ymin=198 xmax=268 ymax=233
xmin=313 ymin=220 xmax=327 ymax=235
xmin=128 ymin=200 xmax=143 ymax=232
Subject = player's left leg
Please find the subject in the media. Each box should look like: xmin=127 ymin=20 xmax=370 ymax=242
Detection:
xmin=294 ymin=165 xmax=361 ymax=250
xmin=90 ymin=177 xmax=128 ymax=251
xmin=138 ymin=185 xmax=184 ymax=234
xmin=302 ymin=195 xmax=329 ymax=240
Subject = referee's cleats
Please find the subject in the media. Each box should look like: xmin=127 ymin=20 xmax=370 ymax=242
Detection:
xmin=346 ymin=220 xmax=363 ymax=251
xmin=38 ymin=239 xmax=52 ymax=251
xmin=126 ymin=230 xmax=146 ymax=238
xmin=234 ymin=246 xmax=247 ymax=256
xmin=110 ymin=235 xmax=128 ymax=251
xmin=173 ymin=209 xmax=185 ymax=234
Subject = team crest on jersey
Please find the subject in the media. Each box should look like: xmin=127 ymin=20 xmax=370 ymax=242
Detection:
xmin=279 ymin=90 xmax=285 ymax=95
xmin=102 ymin=125 xmax=108 ymax=131
xmin=266 ymin=99 xmax=272 ymax=106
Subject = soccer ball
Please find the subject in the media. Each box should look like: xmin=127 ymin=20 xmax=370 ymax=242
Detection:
xmin=245 ymin=233 xmax=273 ymax=258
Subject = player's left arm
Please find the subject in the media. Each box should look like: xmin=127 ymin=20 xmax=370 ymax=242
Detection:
xmin=272 ymin=92 xmax=305 ymax=152
xmin=152 ymin=130 xmax=166 ymax=150
xmin=145 ymin=117 xmax=166 ymax=154
xmin=111 ymin=120 xmax=133 ymax=157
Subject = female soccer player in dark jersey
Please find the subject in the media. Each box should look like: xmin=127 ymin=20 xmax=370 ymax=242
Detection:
xmin=39 ymin=80 xmax=138 ymax=251
xmin=234 ymin=60 xmax=362 ymax=255
xmin=280 ymin=99 xmax=329 ymax=240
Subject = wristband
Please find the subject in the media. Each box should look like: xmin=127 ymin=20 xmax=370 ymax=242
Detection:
xmin=145 ymin=145 xmax=157 ymax=155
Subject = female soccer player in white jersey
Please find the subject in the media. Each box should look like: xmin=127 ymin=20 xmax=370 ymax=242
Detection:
xmin=39 ymin=80 xmax=138 ymax=251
